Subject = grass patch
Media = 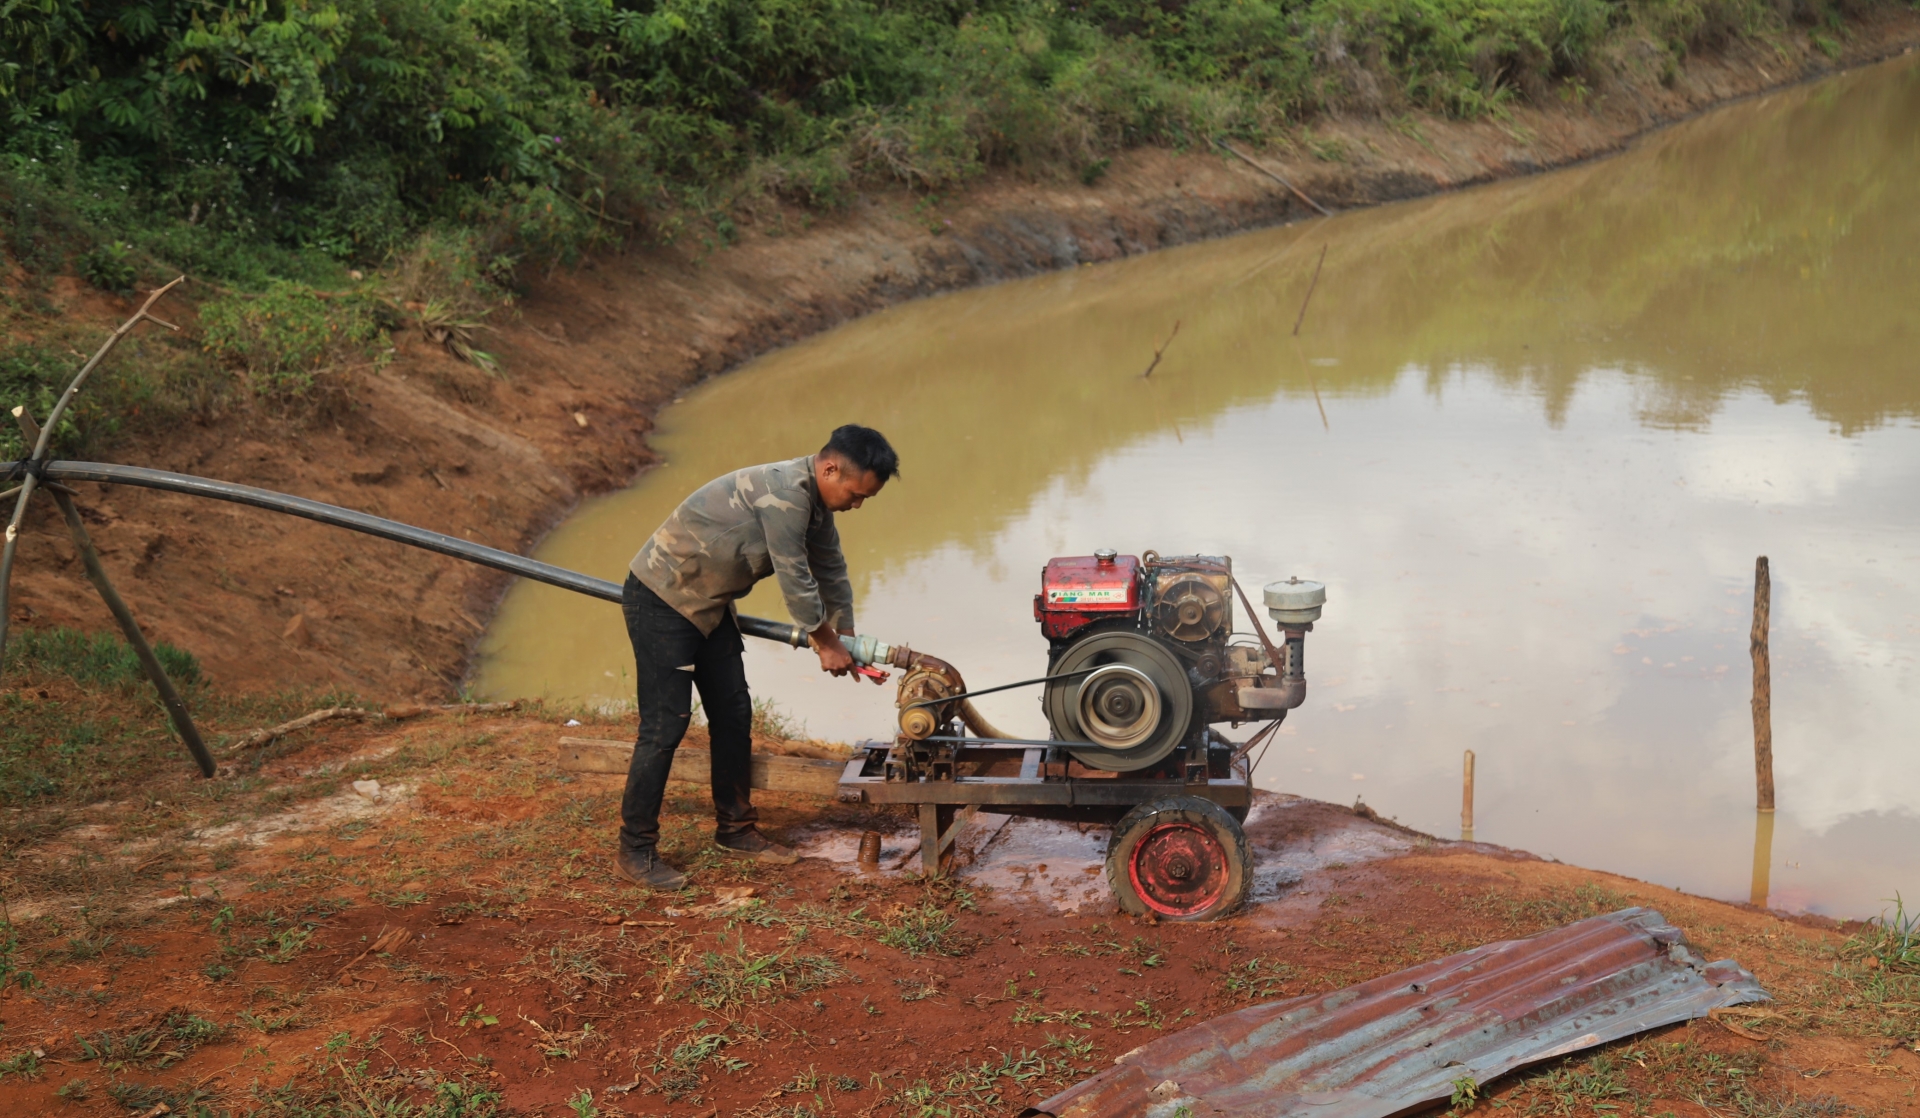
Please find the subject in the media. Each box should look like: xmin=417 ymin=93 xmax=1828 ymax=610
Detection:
xmin=884 ymin=1047 xmax=1086 ymax=1116
xmin=1037 ymin=924 xmax=1166 ymax=970
xmin=2 ymin=624 xmax=199 ymax=690
xmin=648 ymin=1021 xmax=753 ymax=1100
xmin=76 ymin=1010 xmax=227 ymax=1073
xmin=0 ymin=625 xmax=369 ymax=834
xmin=210 ymin=897 xmax=352 ymax=968
xmin=678 ymin=937 xmax=844 ymax=1011
xmin=507 ymin=931 xmax=625 ymax=998
xmin=877 ymin=882 xmax=980 ymax=958
xmin=1217 ymin=953 xmax=1296 ymax=1002
xmin=1847 ymin=893 xmax=1920 ymax=973
xmin=0 ymin=285 xmax=234 ymax=459
xmin=0 ymin=627 xmax=208 ymax=812
xmin=1009 ymin=999 xmax=1099 ymax=1030
xmin=750 ymin=697 xmax=809 ymax=741
xmin=0 ymin=922 xmax=34 ymax=991
xmin=245 ymin=1072 xmax=504 ymax=1118
xmin=878 ymin=900 xmax=967 ymax=957
xmin=0 ymin=1049 xmax=41 ymax=1079
xmin=1511 ymin=1048 xmax=1631 ymax=1115
xmin=1497 ymin=1039 xmax=1862 ymax=1118
xmin=1467 ymin=881 xmax=1632 ymax=933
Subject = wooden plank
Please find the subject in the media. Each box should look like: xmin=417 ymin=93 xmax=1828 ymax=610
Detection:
xmin=555 ymin=737 xmax=845 ymax=797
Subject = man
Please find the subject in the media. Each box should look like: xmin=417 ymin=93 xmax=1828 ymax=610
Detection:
xmin=615 ymin=424 xmax=899 ymax=888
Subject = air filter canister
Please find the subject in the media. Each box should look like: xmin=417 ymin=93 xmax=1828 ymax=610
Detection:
xmin=1264 ymin=577 xmax=1326 ymax=626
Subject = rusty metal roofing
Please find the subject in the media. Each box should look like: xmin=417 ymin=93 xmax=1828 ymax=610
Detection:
xmin=1024 ymin=907 xmax=1769 ymax=1118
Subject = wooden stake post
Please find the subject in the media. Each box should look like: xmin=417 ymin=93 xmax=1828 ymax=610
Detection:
xmin=1461 ymin=749 xmax=1475 ymax=841
xmin=1751 ymin=557 xmax=1773 ymax=812
xmin=1749 ymin=809 xmax=1774 ymax=908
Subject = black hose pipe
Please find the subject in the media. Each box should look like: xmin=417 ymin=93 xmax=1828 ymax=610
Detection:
xmin=0 ymin=459 xmax=810 ymax=649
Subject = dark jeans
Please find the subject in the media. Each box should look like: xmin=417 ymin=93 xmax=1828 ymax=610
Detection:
xmin=619 ymin=573 xmax=757 ymax=853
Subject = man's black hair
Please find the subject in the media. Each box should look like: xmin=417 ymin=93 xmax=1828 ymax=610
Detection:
xmin=821 ymin=425 xmax=900 ymax=482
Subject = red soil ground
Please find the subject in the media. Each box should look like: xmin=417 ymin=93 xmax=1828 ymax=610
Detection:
xmin=0 ymin=713 xmax=1910 ymax=1116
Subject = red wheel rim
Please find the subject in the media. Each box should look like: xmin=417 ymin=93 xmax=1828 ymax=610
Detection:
xmin=1127 ymin=820 xmax=1228 ymax=917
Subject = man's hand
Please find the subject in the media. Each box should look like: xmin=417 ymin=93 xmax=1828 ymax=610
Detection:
xmin=809 ymin=624 xmax=854 ymax=677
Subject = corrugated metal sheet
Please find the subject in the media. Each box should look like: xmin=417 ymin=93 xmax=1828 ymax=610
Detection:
xmin=1024 ymin=907 xmax=1769 ymax=1118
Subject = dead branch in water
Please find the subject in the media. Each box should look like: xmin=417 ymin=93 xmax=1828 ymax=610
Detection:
xmin=1293 ymin=244 xmax=1327 ymax=337
xmin=1141 ymin=320 xmax=1182 ymax=378
xmin=1216 ymin=140 xmax=1333 ymax=217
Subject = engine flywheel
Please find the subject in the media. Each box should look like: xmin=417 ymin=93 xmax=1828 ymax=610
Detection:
xmin=1044 ymin=630 xmax=1192 ymax=771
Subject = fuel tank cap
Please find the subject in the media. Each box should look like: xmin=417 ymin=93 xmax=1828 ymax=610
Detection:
xmin=1264 ymin=577 xmax=1326 ymax=625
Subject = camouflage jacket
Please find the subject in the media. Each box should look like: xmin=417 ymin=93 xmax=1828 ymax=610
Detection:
xmin=630 ymin=455 xmax=855 ymax=637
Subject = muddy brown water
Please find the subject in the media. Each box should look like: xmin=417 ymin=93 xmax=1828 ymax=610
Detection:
xmin=480 ymin=56 xmax=1920 ymax=920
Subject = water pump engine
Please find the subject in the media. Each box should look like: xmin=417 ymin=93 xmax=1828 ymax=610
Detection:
xmin=842 ymin=546 xmax=1324 ymax=921
xmin=1035 ymin=550 xmax=1321 ymax=772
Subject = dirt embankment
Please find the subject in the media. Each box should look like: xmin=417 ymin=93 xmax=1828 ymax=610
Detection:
xmin=6 ymin=15 xmax=1920 ymax=698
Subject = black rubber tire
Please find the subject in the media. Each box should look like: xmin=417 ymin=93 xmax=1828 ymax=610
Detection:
xmin=1105 ymin=795 xmax=1252 ymax=922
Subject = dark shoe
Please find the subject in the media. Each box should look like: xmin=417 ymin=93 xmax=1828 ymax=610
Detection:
xmin=614 ymin=848 xmax=687 ymax=889
xmin=715 ymin=829 xmax=798 ymax=865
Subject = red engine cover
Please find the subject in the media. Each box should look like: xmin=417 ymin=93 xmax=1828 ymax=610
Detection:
xmin=1035 ymin=553 xmax=1141 ymax=640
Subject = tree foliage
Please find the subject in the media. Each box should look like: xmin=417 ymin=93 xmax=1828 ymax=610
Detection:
xmin=0 ymin=0 xmax=1791 ymax=280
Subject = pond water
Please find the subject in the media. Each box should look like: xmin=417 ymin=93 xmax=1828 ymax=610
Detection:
xmin=478 ymin=55 xmax=1920 ymax=919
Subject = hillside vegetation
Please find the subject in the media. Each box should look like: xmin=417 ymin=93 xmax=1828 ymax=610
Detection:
xmin=0 ymin=0 xmax=1852 ymax=451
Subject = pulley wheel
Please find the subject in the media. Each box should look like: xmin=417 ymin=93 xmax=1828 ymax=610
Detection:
xmin=1105 ymin=796 xmax=1251 ymax=921
xmin=1044 ymin=629 xmax=1191 ymax=771
xmin=1076 ymin=664 xmax=1162 ymax=749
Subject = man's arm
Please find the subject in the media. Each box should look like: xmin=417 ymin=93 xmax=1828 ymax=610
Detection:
xmin=807 ymin=512 xmax=856 ymax=637
xmin=756 ymin=488 xmax=852 ymax=674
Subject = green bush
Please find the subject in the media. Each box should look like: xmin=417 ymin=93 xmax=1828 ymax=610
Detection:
xmin=79 ymin=241 xmax=138 ymax=292
xmin=0 ymin=166 xmax=77 ymax=277
xmin=199 ymin=283 xmax=385 ymax=397
xmin=1299 ymin=0 xmax=1623 ymax=115
xmin=0 ymin=0 xmax=1799 ymax=301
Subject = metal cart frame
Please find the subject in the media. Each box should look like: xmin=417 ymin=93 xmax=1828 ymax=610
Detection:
xmin=834 ymin=735 xmax=1254 ymax=876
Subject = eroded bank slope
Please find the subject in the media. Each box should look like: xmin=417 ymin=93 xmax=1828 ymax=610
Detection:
xmin=5 ymin=14 xmax=1919 ymax=697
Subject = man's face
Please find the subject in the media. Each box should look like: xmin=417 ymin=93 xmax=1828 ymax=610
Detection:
xmin=817 ymin=455 xmax=886 ymax=512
